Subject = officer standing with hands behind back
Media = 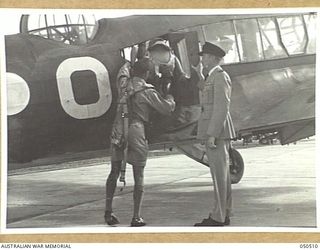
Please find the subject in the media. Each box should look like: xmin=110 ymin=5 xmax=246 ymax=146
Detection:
xmin=193 ymin=42 xmax=236 ymax=226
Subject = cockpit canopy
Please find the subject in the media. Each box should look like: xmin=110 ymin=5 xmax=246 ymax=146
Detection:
xmin=20 ymin=14 xmax=99 ymax=45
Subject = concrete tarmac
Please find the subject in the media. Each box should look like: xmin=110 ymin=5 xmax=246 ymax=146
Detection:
xmin=5 ymin=138 xmax=317 ymax=228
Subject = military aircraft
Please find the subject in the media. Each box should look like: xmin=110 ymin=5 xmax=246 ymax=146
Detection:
xmin=5 ymin=13 xmax=316 ymax=184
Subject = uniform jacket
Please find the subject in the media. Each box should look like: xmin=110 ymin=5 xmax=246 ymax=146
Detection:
xmin=130 ymin=77 xmax=176 ymax=124
xmin=197 ymin=65 xmax=236 ymax=140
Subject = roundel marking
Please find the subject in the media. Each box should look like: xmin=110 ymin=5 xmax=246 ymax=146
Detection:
xmin=6 ymin=72 xmax=30 ymax=116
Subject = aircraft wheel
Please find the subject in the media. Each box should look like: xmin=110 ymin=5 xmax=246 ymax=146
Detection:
xmin=229 ymin=148 xmax=244 ymax=184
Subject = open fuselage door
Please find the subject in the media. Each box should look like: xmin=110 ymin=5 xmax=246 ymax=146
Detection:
xmin=167 ymin=31 xmax=201 ymax=107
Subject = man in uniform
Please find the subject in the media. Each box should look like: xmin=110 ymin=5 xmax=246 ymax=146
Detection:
xmin=193 ymin=42 xmax=236 ymax=226
xmin=105 ymin=58 xmax=176 ymax=227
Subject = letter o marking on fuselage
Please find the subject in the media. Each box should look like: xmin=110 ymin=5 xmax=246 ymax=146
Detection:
xmin=6 ymin=72 xmax=30 ymax=116
xmin=56 ymin=56 xmax=112 ymax=119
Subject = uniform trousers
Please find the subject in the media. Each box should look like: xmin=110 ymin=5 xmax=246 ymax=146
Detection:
xmin=206 ymin=138 xmax=232 ymax=223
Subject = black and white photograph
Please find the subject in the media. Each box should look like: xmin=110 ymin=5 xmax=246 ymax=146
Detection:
xmin=0 ymin=9 xmax=318 ymax=232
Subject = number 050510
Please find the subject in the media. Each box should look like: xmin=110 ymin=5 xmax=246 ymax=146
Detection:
xmin=300 ymin=244 xmax=318 ymax=248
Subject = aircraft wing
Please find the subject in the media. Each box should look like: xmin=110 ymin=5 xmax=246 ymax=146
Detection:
xmin=93 ymin=14 xmax=276 ymax=49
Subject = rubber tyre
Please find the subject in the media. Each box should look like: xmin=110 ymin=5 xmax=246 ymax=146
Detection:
xmin=229 ymin=148 xmax=244 ymax=184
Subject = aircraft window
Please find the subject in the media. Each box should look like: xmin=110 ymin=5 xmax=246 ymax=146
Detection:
xmin=258 ymin=18 xmax=288 ymax=59
xmin=121 ymin=42 xmax=149 ymax=63
xmin=176 ymin=38 xmax=191 ymax=77
xmin=121 ymin=47 xmax=133 ymax=62
xmin=304 ymin=13 xmax=317 ymax=54
xmin=234 ymin=19 xmax=264 ymax=62
xmin=202 ymin=21 xmax=240 ymax=64
xmin=21 ymin=14 xmax=98 ymax=45
xmin=277 ymin=16 xmax=307 ymax=55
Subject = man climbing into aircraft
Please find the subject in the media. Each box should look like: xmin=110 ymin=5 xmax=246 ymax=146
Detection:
xmin=147 ymin=38 xmax=188 ymax=97
xmin=147 ymin=38 xmax=201 ymax=127
xmin=193 ymin=42 xmax=236 ymax=226
xmin=105 ymin=57 xmax=176 ymax=227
